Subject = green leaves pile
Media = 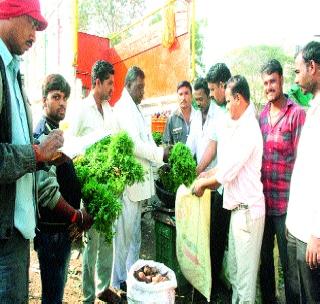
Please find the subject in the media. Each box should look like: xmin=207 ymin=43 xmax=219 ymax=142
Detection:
xmin=152 ymin=131 xmax=162 ymax=146
xmin=74 ymin=131 xmax=144 ymax=243
xmin=158 ymin=142 xmax=196 ymax=193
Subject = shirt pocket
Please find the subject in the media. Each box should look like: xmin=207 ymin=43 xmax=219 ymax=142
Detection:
xmin=172 ymin=127 xmax=183 ymax=143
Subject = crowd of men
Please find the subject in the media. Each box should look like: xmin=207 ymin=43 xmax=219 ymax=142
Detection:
xmin=0 ymin=0 xmax=320 ymax=304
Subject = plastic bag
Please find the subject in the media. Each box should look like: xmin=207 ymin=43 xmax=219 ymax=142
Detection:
xmin=175 ymin=184 xmax=211 ymax=301
xmin=127 ymin=259 xmax=177 ymax=304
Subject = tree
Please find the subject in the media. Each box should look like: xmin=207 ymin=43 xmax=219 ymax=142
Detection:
xmin=225 ymin=45 xmax=294 ymax=112
xmin=79 ymin=0 xmax=146 ymax=37
xmin=194 ymin=19 xmax=206 ymax=78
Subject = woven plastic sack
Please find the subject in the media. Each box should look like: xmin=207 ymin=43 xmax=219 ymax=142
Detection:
xmin=175 ymin=185 xmax=211 ymax=301
xmin=127 ymin=259 xmax=177 ymax=304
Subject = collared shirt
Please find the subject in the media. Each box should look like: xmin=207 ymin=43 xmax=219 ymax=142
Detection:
xmin=215 ymin=105 xmax=265 ymax=219
xmin=162 ymin=105 xmax=200 ymax=145
xmin=69 ymin=92 xmax=117 ymax=137
xmin=286 ymin=97 xmax=320 ymax=243
xmin=259 ymin=99 xmax=305 ymax=216
xmin=187 ymin=101 xmax=222 ymax=170
xmin=0 ymin=38 xmax=35 ymax=239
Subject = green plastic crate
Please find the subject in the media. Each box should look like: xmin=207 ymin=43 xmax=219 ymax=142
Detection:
xmin=155 ymin=220 xmax=190 ymax=293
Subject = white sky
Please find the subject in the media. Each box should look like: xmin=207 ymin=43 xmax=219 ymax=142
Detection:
xmin=196 ymin=0 xmax=320 ymax=66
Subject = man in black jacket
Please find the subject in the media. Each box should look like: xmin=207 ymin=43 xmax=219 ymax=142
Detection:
xmin=33 ymin=74 xmax=89 ymax=304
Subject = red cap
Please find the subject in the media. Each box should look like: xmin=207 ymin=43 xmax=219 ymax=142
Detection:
xmin=0 ymin=0 xmax=48 ymax=31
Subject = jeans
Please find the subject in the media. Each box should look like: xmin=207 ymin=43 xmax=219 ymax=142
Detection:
xmin=35 ymin=230 xmax=71 ymax=304
xmin=287 ymin=232 xmax=320 ymax=304
xmin=260 ymin=214 xmax=293 ymax=303
xmin=0 ymin=229 xmax=30 ymax=304
xmin=210 ymin=191 xmax=230 ymax=291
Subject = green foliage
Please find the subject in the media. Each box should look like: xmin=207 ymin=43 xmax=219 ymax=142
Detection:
xmin=158 ymin=143 xmax=196 ymax=193
xmin=193 ymin=19 xmax=207 ymax=77
xmin=152 ymin=132 xmax=162 ymax=146
xmin=79 ymin=0 xmax=146 ymax=37
xmin=74 ymin=132 xmax=144 ymax=243
xmin=225 ymin=45 xmax=294 ymax=112
xmin=288 ymin=84 xmax=313 ymax=108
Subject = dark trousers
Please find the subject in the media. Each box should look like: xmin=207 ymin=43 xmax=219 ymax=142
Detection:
xmin=260 ymin=214 xmax=293 ymax=303
xmin=0 ymin=229 xmax=30 ymax=304
xmin=287 ymin=232 xmax=320 ymax=304
xmin=35 ymin=230 xmax=71 ymax=304
xmin=210 ymin=191 xmax=230 ymax=292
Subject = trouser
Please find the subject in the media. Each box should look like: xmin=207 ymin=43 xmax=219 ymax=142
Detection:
xmin=287 ymin=232 xmax=320 ymax=304
xmin=111 ymin=192 xmax=142 ymax=289
xmin=82 ymin=227 xmax=113 ymax=303
xmin=0 ymin=229 xmax=30 ymax=304
xmin=260 ymin=214 xmax=292 ymax=304
xmin=35 ymin=230 xmax=71 ymax=304
xmin=210 ymin=191 xmax=230 ymax=291
xmin=228 ymin=209 xmax=264 ymax=304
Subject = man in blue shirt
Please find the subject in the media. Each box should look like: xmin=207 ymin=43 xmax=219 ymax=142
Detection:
xmin=0 ymin=1 xmax=91 ymax=302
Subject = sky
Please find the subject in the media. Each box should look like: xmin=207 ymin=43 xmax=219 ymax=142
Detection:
xmin=195 ymin=0 xmax=320 ymax=66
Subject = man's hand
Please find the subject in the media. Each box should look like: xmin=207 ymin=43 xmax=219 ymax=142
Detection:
xmin=192 ymin=178 xmax=207 ymax=197
xmin=163 ymin=145 xmax=172 ymax=163
xmin=35 ymin=129 xmax=64 ymax=162
xmin=76 ymin=208 xmax=93 ymax=231
xmin=306 ymin=235 xmax=320 ymax=269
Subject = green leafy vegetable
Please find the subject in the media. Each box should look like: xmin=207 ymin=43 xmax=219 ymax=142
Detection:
xmin=158 ymin=142 xmax=196 ymax=193
xmin=74 ymin=131 xmax=144 ymax=243
xmin=152 ymin=131 xmax=162 ymax=146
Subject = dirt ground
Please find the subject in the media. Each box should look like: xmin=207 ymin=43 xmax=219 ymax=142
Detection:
xmin=28 ymin=206 xmax=283 ymax=304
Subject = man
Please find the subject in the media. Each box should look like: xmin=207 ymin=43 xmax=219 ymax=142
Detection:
xmin=186 ymin=77 xmax=230 ymax=295
xmin=112 ymin=66 xmax=169 ymax=289
xmin=193 ymin=75 xmax=265 ymax=304
xmin=196 ymin=63 xmax=231 ymax=174
xmin=69 ymin=60 xmax=118 ymax=303
xmin=286 ymin=41 xmax=320 ymax=303
xmin=0 ymin=1 xmax=89 ymax=302
xmin=33 ymin=74 xmax=86 ymax=304
xmin=259 ymin=59 xmax=305 ymax=304
xmin=162 ymin=80 xmax=200 ymax=145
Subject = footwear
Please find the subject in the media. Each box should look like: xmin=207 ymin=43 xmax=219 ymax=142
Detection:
xmin=120 ymin=281 xmax=127 ymax=292
xmin=97 ymin=286 xmax=126 ymax=303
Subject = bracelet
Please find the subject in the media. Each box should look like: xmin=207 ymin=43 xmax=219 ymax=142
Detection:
xmin=78 ymin=209 xmax=84 ymax=225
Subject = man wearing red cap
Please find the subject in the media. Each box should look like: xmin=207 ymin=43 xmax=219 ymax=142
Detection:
xmin=0 ymin=1 xmax=92 ymax=303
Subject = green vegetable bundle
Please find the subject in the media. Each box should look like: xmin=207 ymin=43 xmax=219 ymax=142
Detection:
xmin=74 ymin=131 xmax=145 ymax=243
xmin=152 ymin=131 xmax=162 ymax=146
xmin=158 ymin=142 xmax=196 ymax=193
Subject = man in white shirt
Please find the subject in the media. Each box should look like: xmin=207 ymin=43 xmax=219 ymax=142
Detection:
xmin=286 ymin=41 xmax=320 ymax=303
xmin=112 ymin=66 xmax=169 ymax=290
xmin=193 ymin=75 xmax=265 ymax=304
xmin=69 ymin=60 xmax=117 ymax=303
xmin=186 ymin=77 xmax=230 ymax=295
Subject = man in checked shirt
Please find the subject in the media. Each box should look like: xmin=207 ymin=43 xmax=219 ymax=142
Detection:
xmin=258 ymin=59 xmax=306 ymax=304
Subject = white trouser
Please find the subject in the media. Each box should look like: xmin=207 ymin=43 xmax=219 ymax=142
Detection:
xmin=82 ymin=227 xmax=113 ymax=303
xmin=111 ymin=192 xmax=143 ymax=288
xmin=227 ymin=209 xmax=265 ymax=304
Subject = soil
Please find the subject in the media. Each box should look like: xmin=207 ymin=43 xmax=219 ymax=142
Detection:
xmin=28 ymin=202 xmax=283 ymax=304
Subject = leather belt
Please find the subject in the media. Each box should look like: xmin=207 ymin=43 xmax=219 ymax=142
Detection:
xmin=233 ymin=203 xmax=249 ymax=212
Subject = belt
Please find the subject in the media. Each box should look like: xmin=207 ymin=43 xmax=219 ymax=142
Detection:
xmin=233 ymin=203 xmax=248 ymax=212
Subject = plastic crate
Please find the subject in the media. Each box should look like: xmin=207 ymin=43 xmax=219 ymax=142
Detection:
xmin=155 ymin=219 xmax=190 ymax=293
xmin=151 ymin=117 xmax=167 ymax=133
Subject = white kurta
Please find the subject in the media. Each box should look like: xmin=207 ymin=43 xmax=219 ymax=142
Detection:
xmin=111 ymin=88 xmax=164 ymax=288
xmin=68 ymin=93 xmax=115 ymax=302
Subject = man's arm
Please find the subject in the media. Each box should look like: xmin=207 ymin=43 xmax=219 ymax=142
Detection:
xmin=192 ymin=175 xmax=221 ymax=197
xmin=0 ymin=130 xmax=64 ymax=184
xmin=196 ymin=140 xmax=217 ymax=175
